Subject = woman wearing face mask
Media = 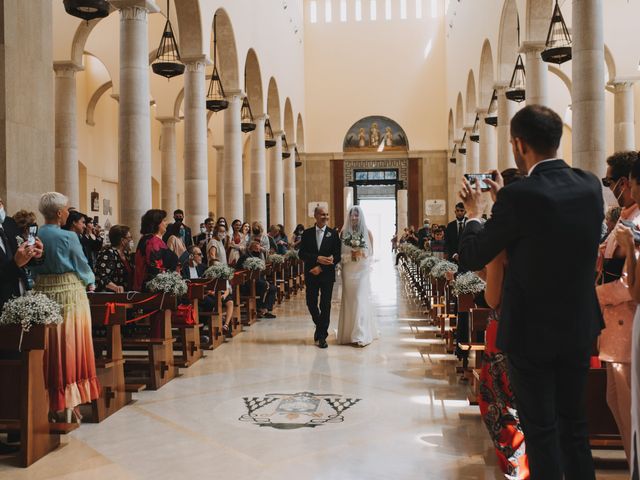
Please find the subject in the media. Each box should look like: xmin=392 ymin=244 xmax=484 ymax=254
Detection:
xmin=207 ymin=225 xmax=229 ymax=266
xmin=94 ymin=225 xmax=134 ymax=293
xmin=228 ymin=219 xmax=247 ymax=266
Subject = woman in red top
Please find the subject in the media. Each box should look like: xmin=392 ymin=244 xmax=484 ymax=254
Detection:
xmin=133 ymin=209 xmax=178 ymax=291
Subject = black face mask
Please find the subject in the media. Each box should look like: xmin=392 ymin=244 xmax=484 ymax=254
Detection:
xmin=175 ymin=218 xmax=183 ymax=224
xmin=252 ymin=229 xmax=260 ymax=235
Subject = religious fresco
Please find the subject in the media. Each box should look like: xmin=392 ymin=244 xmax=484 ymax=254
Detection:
xmin=343 ymin=116 xmax=409 ymax=152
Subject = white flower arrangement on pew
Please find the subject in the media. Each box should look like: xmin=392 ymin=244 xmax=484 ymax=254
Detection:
xmin=203 ymin=263 xmax=236 ymax=280
xmin=285 ymin=249 xmax=299 ymax=260
xmin=430 ymin=260 xmax=459 ymax=279
xmin=420 ymin=256 xmax=442 ymax=274
xmin=0 ymin=292 xmax=63 ymax=349
xmin=451 ymin=271 xmax=486 ymax=297
xmin=146 ymin=271 xmax=188 ymax=296
xmin=267 ymin=253 xmax=285 ymax=265
xmin=243 ymin=257 xmax=266 ymax=271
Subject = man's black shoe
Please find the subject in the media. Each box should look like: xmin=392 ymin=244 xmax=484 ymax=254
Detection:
xmin=314 ymin=331 xmax=319 ymax=342
xmin=264 ymin=312 xmax=276 ymax=319
xmin=318 ymin=339 xmax=328 ymax=349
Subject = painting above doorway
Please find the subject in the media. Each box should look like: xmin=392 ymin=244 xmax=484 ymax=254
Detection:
xmin=343 ymin=116 xmax=409 ymax=153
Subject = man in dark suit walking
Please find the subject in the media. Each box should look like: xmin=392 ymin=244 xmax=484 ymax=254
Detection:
xmin=298 ymin=206 xmax=341 ymax=348
xmin=445 ymin=203 xmax=467 ymax=261
xmin=458 ymin=105 xmax=603 ymax=480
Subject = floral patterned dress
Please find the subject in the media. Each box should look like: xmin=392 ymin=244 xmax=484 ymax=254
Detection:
xmin=94 ymin=247 xmax=132 ymax=292
xmin=478 ymin=310 xmax=530 ymax=479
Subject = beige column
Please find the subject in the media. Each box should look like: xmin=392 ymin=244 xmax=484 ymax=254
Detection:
xmin=157 ymin=116 xmax=178 ymax=214
xmin=54 ymin=61 xmax=83 ymax=208
xmin=112 ymin=0 xmax=159 ymax=236
xmin=397 ymin=189 xmax=408 ymax=235
xmin=572 ymin=0 xmax=605 ymax=176
xmin=284 ymin=143 xmax=297 ymax=231
xmin=223 ymin=89 xmax=244 ymax=222
xmin=250 ymin=115 xmax=267 ymax=227
xmin=496 ymin=84 xmax=516 ymax=170
xmin=611 ymin=81 xmax=636 ymax=151
xmin=478 ymin=110 xmax=498 ymax=172
xmin=522 ymin=41 xmax=548 ymax=107
xmin=464 ymin=126 xmax=479 ymax=172
xmin=269 ymin=132 xmax=284 ymax=226
xmin=182 ymin=56 xmax=209 ymax=231
xmin=214 ymin=145 xmax=224 ymax=218
xmin=447 ymin=155 xmax=457 ymax=219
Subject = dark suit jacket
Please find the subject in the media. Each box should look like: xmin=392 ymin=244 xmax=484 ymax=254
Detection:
xmin=417 ymin=226 xmax=429 ymax=250
xmin=445 ymin=218 xmax=467 ymax=258
xmin=0 ymin=220 xmax=22 ymax=311
xmin=459 ymin=160 xmax=604 ymax=357
xmin=298 ymin=226 xmax=342 ymax=283
xmin=181 ymin=262 xmax=206 ymax=280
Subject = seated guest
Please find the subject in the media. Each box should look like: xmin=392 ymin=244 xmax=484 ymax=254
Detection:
xmin=238 ymin=240 xmax=277 ymax=318
xmin=163 ymin=209 xmax=193 ymax=248
xmin=268 ymin=224 xmax=287 ymax=255
xmin=82 ymin=215 xmax=103 ymax=269
xmin=207 ymin=224 xmax=228 ymax=266
xmin=251 ymin=222 xmax=271 ymax=260
xmin=429 ymin=228 xmax=447 ymax=258
xmin=166 ymin=233 xmax=188 ymax=266
xmin=194 ymin=217 xmax=215 ymax=250
xmin=228 ymin=219 xmax=247 ymax=266
xmin=291 ymin=224 xmax=305 ymax=250
xmin=133 ymin=209 xmax=179 ymax=291
xmin=417 ymin=218 xmax=431 ymax=250
xmin=30 ymin=192 xmax=99 ymax=422
xmin=95 ymin=225 xmax=133 ymax=293
xmin=277 ymin=224 xmax=289 ymax=253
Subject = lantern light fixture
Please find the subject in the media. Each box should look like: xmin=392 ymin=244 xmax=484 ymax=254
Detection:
xmin=541 ymin=0 xmax=572 ymax=65
xmin=506 ymin=54 xmax=526 ymax=103
xmin=470 ymin=115 xmax=480 ymax=143
xmin=484 ymin=90 xmax=498 ymax=126
xmin=206 ymin=14 xmax=229 ymax=112
xmin=151 ymin=0 xmax=185 ymax=79
xmin=63 ymin=0 xmax=109 ymax=22
xmin=265 ymin=119 xmax=277 ymax=148
xmin=282 ymin=135 xmax=291 ymax=158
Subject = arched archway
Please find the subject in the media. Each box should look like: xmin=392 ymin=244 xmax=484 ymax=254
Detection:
xmin=478 ymin=39 xmax=495 ymax=109
xmin=211 ymin=9 xmax=239 ymax=92
xmin=497 ymin=0 xmax=520 ymax=82
xmin=455 ymin=92 xmax=464 ymax=138
xmin=283 ymin=98 xmax=294 ymax=141
xmin=465 ymin=70 xmax=477 ymax=125
xmin=296 ymin=114 xmax=305 ymax=151
xmin=267 ymin=77 xmax=282 ymax=131
xmin=244 ymin=49 xmax=264 ymax=116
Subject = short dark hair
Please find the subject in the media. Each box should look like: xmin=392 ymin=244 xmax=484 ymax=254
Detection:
xmin=174 ymin=209 xmax=184 ymax=216
xmin=510 ymin=105 xmax=563 ymax=155
xmin=455 ymin=202 xmax=465 ymax=210
xmin=204 ymin=217 xmax=214 ymax=225
xmin=607 ymin=151 xmax=638 ymax=181
xmin=108 ymin=225 xmax=130 ymax=246
xmin=140 ymin=209 xmax=167 ymax=235
xmin=629 ymin=154 xmax=640 ymax=182
xmin=63 ymin=210 xmax=85 ymax=230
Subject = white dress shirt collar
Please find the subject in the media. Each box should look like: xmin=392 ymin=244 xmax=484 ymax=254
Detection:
xmin=315 ymin=224 xmax=327 ymax=233
xmin=527 ymin=158 xmax=559 ymax=176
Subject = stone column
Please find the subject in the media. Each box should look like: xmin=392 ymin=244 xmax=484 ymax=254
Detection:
xmin=496 ymin=84 xmax=516 ymax=170
xmin=112 ymin=0 xmax=159 ymax=236
xmin=250 ymin=115 xmax=267 ymax=227
xmin=182 ymin=56 xmax=209 ymax=231
xmin=522 ymin=41 xmax=548 ymax=107
xmin=284 ymin=143 xmax=297 ymax=231
xmin=223 ymin=89 xmax=244 ymax=222
xmin=612 ymin=81 xmax=636 ymax=151
xmin=447 ymin=155 xmax=457 ymax=219
xmin=397 ymin=189 xmax=408 ymax=235
xmin=214 ymin=145 xmax=225 ymax=218
xmin=464 ymin=126 xmax=479 ymax=172
xmin=572 ymin=0 xmax=605 ymax=176
xmin=54 ymin=61 xmax=83 ymax=208
xmin=157 ymin=116 xmax=178 ymax=214
xmin=478 ymin=110 xmax=498 ymax=172
xmin=269 ymin=132 xmax=284 ymax=226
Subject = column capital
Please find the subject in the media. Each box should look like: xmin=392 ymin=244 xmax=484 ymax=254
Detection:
xmin=493 ymin=81 xmax=509 ymax=92
xmin=156 ymin=116 xmax=180 ymax=125
xmin=110 ymin=0 xmax=160 ymax=14
xmin=53 ymin=61 xmax=83 ymax=76
xmin=213 ymin=145 xmax=224 ymax=152
xmin=182 ymin=55 xmax=211 ymax=71
xmin=225 ymin=88 xmax=245 ymax=99
xmin=288 ymin=143 xmax=297 ymax=150
xmin=475 ymin=108 xmax=489 ymax=117
xmin=274 ymin=130 xmax=285 ymax=137
xmin=254 ymin=114 xmax=268 ymax=122
xmin=519 ymin=40 xmax=547 ymax=54
xmin=608 ymin=77 xmax=640 ymax=89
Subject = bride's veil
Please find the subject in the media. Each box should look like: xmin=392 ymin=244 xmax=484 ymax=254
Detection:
xmin=342 ymin=205 xmax=370 ymax=250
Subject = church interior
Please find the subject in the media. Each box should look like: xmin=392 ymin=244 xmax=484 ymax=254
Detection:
xmin=0 ymin=0 xmax=638 ymax=478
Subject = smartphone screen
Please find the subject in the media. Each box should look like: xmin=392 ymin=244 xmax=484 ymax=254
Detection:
xmin=27 ymin=224 xmax=38 ymax=246
xmin=465 ymin=173 xmax=493 ymax=191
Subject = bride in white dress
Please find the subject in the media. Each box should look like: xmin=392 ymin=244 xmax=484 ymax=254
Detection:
xmin=337 ymin=206 xmax=378 ymax=346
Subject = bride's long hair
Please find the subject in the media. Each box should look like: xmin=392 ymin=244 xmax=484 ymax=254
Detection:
xmin=342 ymin=205 xmax=369 ymax=245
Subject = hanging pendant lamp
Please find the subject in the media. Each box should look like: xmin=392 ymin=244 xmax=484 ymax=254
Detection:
xmin=151 ymin=0 xmax=185 ymax=79
xmin=470 ymin=115 xmax=480 ymax=143
xmin=506 ymin=54 xmax=526 ymax=103
xmin=450 ymin=144 xmax=457 ymax=164
xmin=265 ymin=119 xmax=277 ymax=148
xmin=240 ymin=97 xmax=256 ymax=132
xmin=64 ymin=0 xmax=109 ymax=21
xmin=458 ymin=132 xmax=467 ymax=155
xmin=282 ymin=135 xmax=291 ymax=159
xmin=295 ymin=147 xmax=302 ymax=167
xmin=541 ymin=0 xmax=572 ymax=65
xmin=206 ymin=14 xmax=229 ymax=112
xmin=484 ymin=90 xmax=498 ymax=126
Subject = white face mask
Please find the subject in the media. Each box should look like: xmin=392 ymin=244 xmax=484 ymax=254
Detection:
xmin=128 ymin=240 xmax=135 ymax=251
xmin=0 ymin=207 xmax=5 ymax=224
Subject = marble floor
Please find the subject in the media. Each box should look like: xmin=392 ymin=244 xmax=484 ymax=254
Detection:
xmin=0 ymin=257 xmax=630 ymax=479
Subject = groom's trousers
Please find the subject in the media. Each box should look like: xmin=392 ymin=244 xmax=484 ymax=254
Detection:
xmin=305 ymin=278 xmax=334 ymax=341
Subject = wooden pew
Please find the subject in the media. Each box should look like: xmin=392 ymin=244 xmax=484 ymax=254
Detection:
xmin=91 ymin=293 xmax=178 ymax=391
xmin=236 ymin=269 xmax=257 ymax=326
xmin=0 ymin=325 xmax=77 ymax=467
xmin=191 ymin=278 xmax=225 ymax=350
xmin=86 ymin=293 xmax=140 ymax=422
xmin=171 ymin=283 xmax=204 ymax=368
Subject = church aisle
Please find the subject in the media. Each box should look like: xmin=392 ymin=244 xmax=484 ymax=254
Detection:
xmin=0 ymin=258 xmax=628 ymax=480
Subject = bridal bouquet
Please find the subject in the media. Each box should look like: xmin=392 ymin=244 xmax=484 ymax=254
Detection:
xmin=203 ymin=263 xmax=236 ymax=280
xmin=343 ymin=232 xmax=367 ymax=262
xmin=267 ymin=254 xmax=285 ymax=265
xmin=430 ymin=260 xmax=458 ymax=279
xmin=243 ymin=257 xmax=266 ymax=271
xmin=451 ymin=271 xmax=486 ymax=296
xmin=146 ymin=271 xmax=188 ymax=296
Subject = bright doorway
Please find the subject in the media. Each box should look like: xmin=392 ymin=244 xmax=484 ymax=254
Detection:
xmin=359 ymin=198 xmax=397 ymax=262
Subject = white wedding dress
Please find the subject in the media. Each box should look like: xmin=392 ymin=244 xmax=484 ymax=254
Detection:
xmin=337 ymin=236 xmax=378 ymax=346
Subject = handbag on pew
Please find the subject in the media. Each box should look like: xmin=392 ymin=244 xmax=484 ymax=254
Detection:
xmin=172 ymin=303 xmax=196 ymax=325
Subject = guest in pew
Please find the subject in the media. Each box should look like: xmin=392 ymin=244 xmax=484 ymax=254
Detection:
xmin=477 ymin=167 xmax=529 ymax=479
xmin=292 ymin=224 xmax=305 ymax=250
xmin=133 ymin=209 xmax=179 ymax=292
xmin=228 ymin=219 xmax=248 ymax=266
xmin=94 ymin=225 xmax=134 ymax=293
xmin=207 ymin=224 xmax=228 ymax=266
xmin=459 ymin=105 xmax=603 ymax=479
xmin=30 ymin=192 xmax=100 ymax=423
xmin=163 ymin=209 xmax=193 ymax=248
xmin=237 ymin=241 xmax=277 ymax=319
xmin=269 ymin=224 xmax=288 ymax=255
xmin=194 ymin=217 xmax=215 ymax=251
xmin=182 ymin=245 xmax=216 ymax=322
xmin=251 ymin=222 xmax=272 ymax=260
xmin=596 ymin=151 xmax=639 ymax=466
xmin=215 ymin=217 xmax=229 ymax=231
xmin=82 ymin=215 xmax=103 ymax=269
xmin=166 ymin=233 xmax=188 ymax=266
xmin=429 ymin=228 xmax=447 ymax=259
